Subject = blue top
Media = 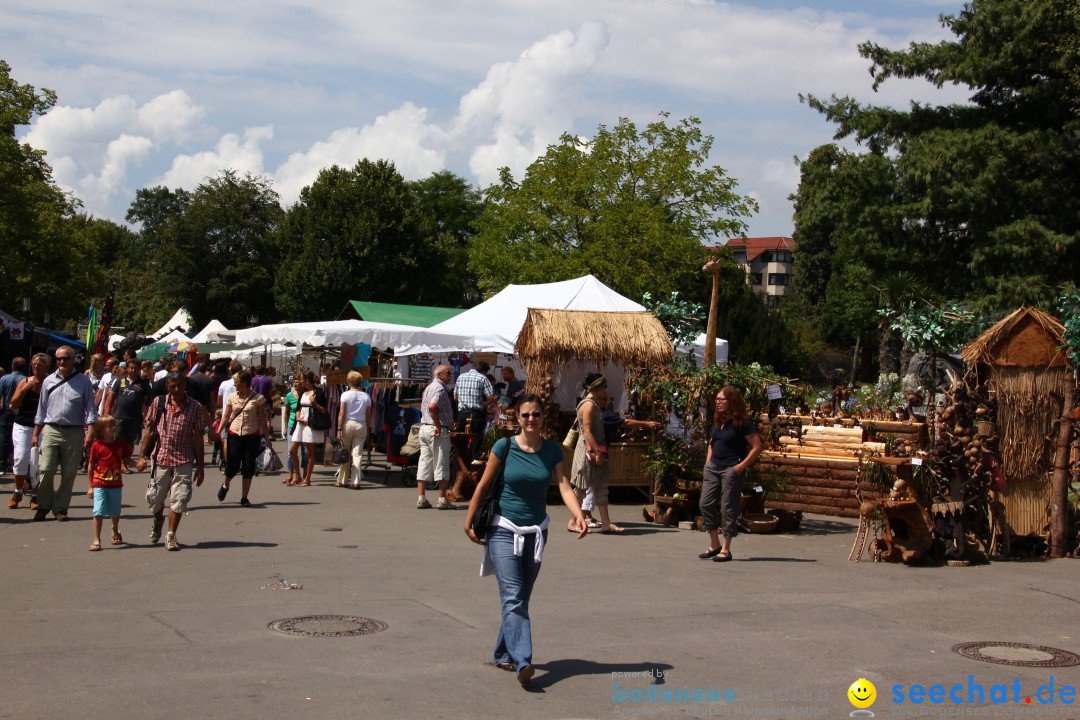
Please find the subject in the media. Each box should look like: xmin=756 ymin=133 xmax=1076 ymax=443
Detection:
xmin=35 ymin=370 xmax=98 ymax=426
xmin=455 ymin=369 xmax=494 ymax=410
xmin=708 ymin=419 xmax=757 ymax=468
xmin=494 ymin=436 xmax=563 ymax=526
xmin=0 ymin=371 xmax=26 ymax=411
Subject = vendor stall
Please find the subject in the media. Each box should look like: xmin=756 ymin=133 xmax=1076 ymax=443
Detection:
xmin=514 ymin=307 xmax=674 ymax=494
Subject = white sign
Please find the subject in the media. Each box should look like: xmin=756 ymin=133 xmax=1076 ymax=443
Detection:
xmin=911 ymin=457 xmax=924 ymax=466
xmin=766 ymin=384 xmax=783 ymax=400
xmin=8 ymin=322 xmax=24 ymax=341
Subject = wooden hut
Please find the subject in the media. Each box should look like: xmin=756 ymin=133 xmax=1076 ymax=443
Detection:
xmin=514 ymin=308 xmax=675 ymax=391
xmin=961 ymin=307 xmax=1069 ymax=536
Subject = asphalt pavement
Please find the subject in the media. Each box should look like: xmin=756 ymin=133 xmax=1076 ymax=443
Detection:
xmin=2 ymin=455 xmax=1078 ymax=720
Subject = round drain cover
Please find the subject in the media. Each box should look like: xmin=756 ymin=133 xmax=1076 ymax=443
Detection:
xmin=269 ymin=615 xmax=387 ymax=638
xmin=952 ymin=642 xmax=1080 ymax=668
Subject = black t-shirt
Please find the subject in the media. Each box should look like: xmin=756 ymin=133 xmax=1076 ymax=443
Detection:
xmin=186 ymin=372 xmax=213 ymax=412
xmin=111 ymin=377 xmax=150 ymax=420
xmin=708 ymin=419 xmax=758 ymax=468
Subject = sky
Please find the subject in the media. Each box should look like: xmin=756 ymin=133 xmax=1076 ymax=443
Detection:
xmin=3 ymin=0 xmax=971 ymax=240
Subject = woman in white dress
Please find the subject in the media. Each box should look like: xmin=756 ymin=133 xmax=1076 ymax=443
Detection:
xmin=288 ymin=371 xmax=327 ymax=486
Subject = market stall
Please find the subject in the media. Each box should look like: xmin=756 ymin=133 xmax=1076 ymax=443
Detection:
xmin=514 ymin=307 xmax=674 ymax=495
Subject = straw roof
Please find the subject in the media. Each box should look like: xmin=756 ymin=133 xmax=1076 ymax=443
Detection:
xmin=962 ymin=306 xmax=1067 ymax=369
xmin=514 ymin=308 xmax=674 ymax=367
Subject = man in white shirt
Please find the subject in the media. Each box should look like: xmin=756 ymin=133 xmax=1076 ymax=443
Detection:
xmin=216 ymin=360 xmax=242 ymax=409
xmin=95 ymin=357 xmax=120 ymax=415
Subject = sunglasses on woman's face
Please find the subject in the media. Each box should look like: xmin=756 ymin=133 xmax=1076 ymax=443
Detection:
xmin=519 ymin=412 xmax=543 ymax=419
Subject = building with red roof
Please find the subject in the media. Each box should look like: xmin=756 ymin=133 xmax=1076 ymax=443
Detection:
xmin=724 ymin=236 xmax=794 ymax=302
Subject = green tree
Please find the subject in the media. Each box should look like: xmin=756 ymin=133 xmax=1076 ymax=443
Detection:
xmin=275 ymin=159 xmax=431 ymax=320
xmin=805 ymin=0 xmax=1080 ymax=312
xmin=0 ymin=60 xmax=121 ymax=327
xmin=469 ymin=113 xmax=757 ymax=301
xmin=407 ymin=170 xmax=484 ymax=308
xmin=122 ymin=172 xmax=282 ymax=331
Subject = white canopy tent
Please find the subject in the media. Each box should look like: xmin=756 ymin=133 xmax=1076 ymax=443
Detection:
xmin=677 ymin=333 xmax=730 ymax=366
xmin=409 ymin=275 xmax=645 ymax=356
xmin=233 ymin=319 xmax=473 ymax=354
xmin=156 ymin=329 xmax=191 ymax=345
xmin=190 ymin=319 xmax=230 ymax=343
xmin=150 ymin=308 xmax=193 ymax=340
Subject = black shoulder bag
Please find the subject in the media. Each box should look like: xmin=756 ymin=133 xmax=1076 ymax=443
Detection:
xmin=307 ymin=389 xmax=332 ymax=431
xmin=143 ymin=396 xmax=170 ymax=460
xmin=470 ymin=438 xmax=513 ymax=541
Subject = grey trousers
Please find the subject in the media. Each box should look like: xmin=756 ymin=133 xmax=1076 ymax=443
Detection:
xmin=700 ymin=463 xmax=743 ymax=538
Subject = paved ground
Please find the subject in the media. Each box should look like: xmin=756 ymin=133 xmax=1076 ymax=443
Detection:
xmin=2 ymin=455 xmax=1078 ymax=720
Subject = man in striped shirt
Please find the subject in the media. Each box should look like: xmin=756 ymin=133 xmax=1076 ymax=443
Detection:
xmin=136 ymin=373 xmax=207 ymax=551
xmin=454 ymin=361 xmax=496 ymax=464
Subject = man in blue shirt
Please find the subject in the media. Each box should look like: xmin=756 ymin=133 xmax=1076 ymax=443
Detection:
xmin=0 ymin=356 xmax=27 ymax=474
xmin=31 ymin=347 xmax=98 ymax=521
xmin=454 ymin=360 xmax=496 ymax=464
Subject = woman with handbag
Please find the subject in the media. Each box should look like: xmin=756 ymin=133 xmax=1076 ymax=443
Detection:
xmin=289 ymin=370 xmax=327 ymax=487
xmin=334 ymin=371 xmax=373 ymax=489
xmin=215 ymin=371 xmax=270 ymax=506
xmin=569 ymin=373 xmax=625 ymax=534
xmin=464 ymin=394 xmax=588 ymax=687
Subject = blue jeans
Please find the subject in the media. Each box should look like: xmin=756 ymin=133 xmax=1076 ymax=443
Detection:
xmin=489 ymin=526 xmax=547 ymax=671
xmin=286 ymin=437 xmax=307 ymax=471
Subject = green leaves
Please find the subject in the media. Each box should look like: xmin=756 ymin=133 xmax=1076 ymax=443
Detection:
xmin=470 ymin=114 xmax=757 ymax=302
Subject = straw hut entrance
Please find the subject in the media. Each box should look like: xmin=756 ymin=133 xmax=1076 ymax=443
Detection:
xmin=962 ymin=307 xmax=1069 ymax=536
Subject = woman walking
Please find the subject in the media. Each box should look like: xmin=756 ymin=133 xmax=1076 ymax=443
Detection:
xmin=569 ymin=373 xmax=624 ymax=534
xmin=698 ymin=385 xmax=763 ymax=563
xmin=216 ymin=371 xmax=271 ymax=506
xmin=7 ymin=353 xmax=50 ymax=509
xmin=289 ymin=371 xmax=326 ymax=487
xmin=335 ymin=371 xmax=372 ymax=489
xmin=464 ymin=394 xmax=588 ymax=686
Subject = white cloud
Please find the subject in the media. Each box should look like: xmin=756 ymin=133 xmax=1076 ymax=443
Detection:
xmin=273 ymin=103 xmax=446 ymax=204
xmin=158 ymin=125 xmax=272 ymax=190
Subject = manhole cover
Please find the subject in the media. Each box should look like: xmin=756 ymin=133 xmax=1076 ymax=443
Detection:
xmin=269 ymin=615 xmax=387 ymax=638
xmin=952 ymin=642 xmax=1080 ymax=668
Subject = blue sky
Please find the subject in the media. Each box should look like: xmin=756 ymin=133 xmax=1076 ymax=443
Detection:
xmin=3 ymin=0 xmax=968 ymax=239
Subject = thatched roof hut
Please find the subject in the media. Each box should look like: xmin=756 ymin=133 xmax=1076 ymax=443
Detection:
xmin=962 ymin=307 xmax=1069 ymax=536
xmin=514 ymin=308 xmax=675 ymax=368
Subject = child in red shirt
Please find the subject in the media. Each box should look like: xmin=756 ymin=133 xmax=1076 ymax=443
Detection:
xmin=86 ymin=416 xmax=133 ymax=551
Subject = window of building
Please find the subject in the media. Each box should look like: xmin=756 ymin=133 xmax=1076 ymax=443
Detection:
xmin=768 ymin=273 xmax=790 ymax=286
xmin=772 ymin=251 xmax=792 ymax=264
xmin=732 ymin=250 xmax=747 ymax=264
xmin=748 ymin=272 xmax=763 ymax=286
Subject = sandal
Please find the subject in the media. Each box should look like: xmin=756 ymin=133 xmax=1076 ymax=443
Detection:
xmin=297 ymin=481 xmax=311 ymax=487
xmin=89 ymin=542 xmax=102 ymax=552
xmin=495 ymin=661 xmax=515 ymax=672
xmin=111 ymin=531 xmax=123 ymax=545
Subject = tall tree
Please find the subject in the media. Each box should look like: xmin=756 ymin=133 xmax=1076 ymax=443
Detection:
xmin=0 ymin=59 xmax=109 ymax=326
xmin=469 ymin=113 xmax=758 ymax=302
xmin=804 ymin=0 xmax=1080 ymax=313
xmin=408 ymin=170 xmax=484 ymax=308
xmin=275 ymin=159 xmax=431 ymax=320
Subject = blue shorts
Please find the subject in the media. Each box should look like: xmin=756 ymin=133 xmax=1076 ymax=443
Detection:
xmin=93 ymin=487 xmax=122 ymax=518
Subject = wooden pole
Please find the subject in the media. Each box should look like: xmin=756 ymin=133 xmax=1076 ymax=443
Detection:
xmin=1049 ymin=374 xmax=1075 ymax=558
xmin=702 ymin=258 xmax=722 ymax=367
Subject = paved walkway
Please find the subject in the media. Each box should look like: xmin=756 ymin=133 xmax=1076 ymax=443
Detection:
xmin=1 ymin=458 xmax=1077 ymax=719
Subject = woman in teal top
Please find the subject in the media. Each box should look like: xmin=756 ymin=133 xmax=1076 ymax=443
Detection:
xmin=465 ymin=393 xmax=587 ymax=687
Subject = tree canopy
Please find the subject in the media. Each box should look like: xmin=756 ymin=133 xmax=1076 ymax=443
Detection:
xmin=469 ymin=114 xmax=758 ymax=302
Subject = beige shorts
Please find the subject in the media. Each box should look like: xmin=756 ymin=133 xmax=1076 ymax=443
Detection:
xmin=146 ymin=463 xmax=193 ymax=515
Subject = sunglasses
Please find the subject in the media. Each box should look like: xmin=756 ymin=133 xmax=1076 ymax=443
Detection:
xmin=56 ymin=356 xmax=74 ymax=362
xmin=519 ymin=411 xmax=543 ymax=419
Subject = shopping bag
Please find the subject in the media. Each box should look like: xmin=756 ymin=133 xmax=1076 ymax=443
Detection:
xmin=256 ymin=443 xmax=283 ymax=473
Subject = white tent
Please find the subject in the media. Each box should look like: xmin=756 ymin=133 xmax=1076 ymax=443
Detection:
xmin=151 ymin=308 xmax=193 ymax=340
xmin=156 ymin=329 xmax=191 ymax=345
xmin=678 ymin=333 xmax=730 ymax=366
xmin=412 ymin=275 xmax=645 ymax=355
xmin=190 ymin=319 xmax=230 ymax=343
xmin=233 ymin=319 xmax=473 ymax=354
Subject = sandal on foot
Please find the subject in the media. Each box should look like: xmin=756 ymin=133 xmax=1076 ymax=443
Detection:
xmin=712 ymin=551 xmax=733 ymax=562
xmin=699 ymin=547 xmax=724 ymax=559
xmin=111 ymin=531 xmax=123 ymax=545
xmin=495 ymin=661 xmax=515 ymax=671
xmin=593 ymin=525 xmax=625 ymax=534
xmin=297 ymin=481 xmax=311 ymax=487
xmin=89 ymin=542 xmax=102 ymax=552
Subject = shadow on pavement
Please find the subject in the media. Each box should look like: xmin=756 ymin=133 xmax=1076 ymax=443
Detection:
xmin=794 ymin=519 xmax=856 ymax=536
xmin=739 ymin=557 xmax=817 ymax=563
xmin=190 ymin=540 xmax=279 ymax=549
xmin=530 ymin=658 xmax=675 ymax=691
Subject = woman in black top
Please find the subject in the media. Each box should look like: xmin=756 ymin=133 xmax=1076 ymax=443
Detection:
xmin=698 ymin=385 xmax=762 ymax=563
xmin=8 ymin=353 xmax=50 ymax=508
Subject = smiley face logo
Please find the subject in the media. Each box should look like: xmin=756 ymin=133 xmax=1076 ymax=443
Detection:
xmin=847 ymin=678 xmax=877 ymax=709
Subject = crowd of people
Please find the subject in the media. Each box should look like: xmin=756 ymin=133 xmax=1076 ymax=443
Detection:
xmin=1 ymin=348 xmax=763 ymax=688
